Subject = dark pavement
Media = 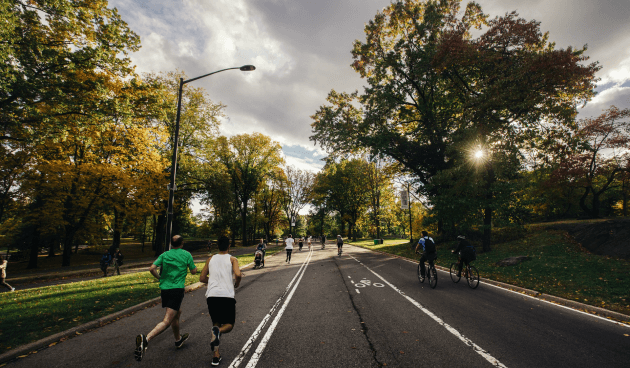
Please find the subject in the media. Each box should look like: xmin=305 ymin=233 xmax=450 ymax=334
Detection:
xmin=5 ymin=245 xmax=629 ymax=367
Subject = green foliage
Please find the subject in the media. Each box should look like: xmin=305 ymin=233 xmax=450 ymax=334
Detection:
xmin=311 ymin=0 xmax=601 ymax=245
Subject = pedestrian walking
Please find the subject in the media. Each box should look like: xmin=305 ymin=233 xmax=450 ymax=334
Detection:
xmin=113 ymin=248 xmax=124 ymax=276
xmin=307 ymin=236 xmax=312 ymax=250
xmin=134 ymin=235 xmax=198 ymax=362
xmin=99 ymin=251 xmax=112 ymax=277
xmin=0 ymin=255 xmax=15 ymax=292
xmin=200 ymin=236 xmax=242 ymax=366
xmin=298 ymin=237 xmax=303 ymax=251
xmin=285 ymin=235 xmax=294 ymax=264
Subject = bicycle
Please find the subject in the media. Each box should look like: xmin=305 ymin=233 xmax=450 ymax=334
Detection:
xmin=449 ymin=257 xmax=479 ymax=289
xmin=416 ymin=252 xmax=437 ymax=289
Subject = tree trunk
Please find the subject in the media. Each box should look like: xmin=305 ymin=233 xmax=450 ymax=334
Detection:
xmin=482 ymin=165 xmax=495 ymax=253
xmin=579 ymin=187 xmax=593 ymax=218
xmin=241 ymin=207 xmax=247 ymax=247
xmin=112 ymin=208 xmax=123 ymax=251
xmin=62 ymin=229 xmax=75 ymax=267
xmin=142 ymin=215 xmax=147 ymax=253
xmin=27 ymin=230 xmax=40 ymax=269
xmin=623 ymin=178 xmax=628 ymax=217
xmin=154 ymin=214 xmax=166 ymax=256
xmin=591 ymin=192 xmax=601 ymax=219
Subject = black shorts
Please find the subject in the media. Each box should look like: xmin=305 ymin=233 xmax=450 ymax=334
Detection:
xmin=161 ymin=288 xmax=185 ymax=311
xmin=206 ymin=297 xmax=236 ymax=326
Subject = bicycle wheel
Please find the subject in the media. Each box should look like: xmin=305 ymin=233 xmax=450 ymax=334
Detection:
xmin=417 ymin=263 xmax=425 ymax=283
xmin=467 ymin=265 xmax=480 ymax=289
xmin=450 ymin=263 xmax=461 ymax=283
xmin=429 ymin=266 xmax=438 ymax=289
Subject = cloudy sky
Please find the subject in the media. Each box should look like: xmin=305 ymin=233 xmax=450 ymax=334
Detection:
xmin=110 ymin=0 xmax=630 ymax=172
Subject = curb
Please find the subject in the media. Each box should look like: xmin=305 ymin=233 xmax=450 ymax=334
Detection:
xmin=0 ymin=251 xmax=276 ymax=365
xmin=350 ymin=244 xmax=630 ymax=325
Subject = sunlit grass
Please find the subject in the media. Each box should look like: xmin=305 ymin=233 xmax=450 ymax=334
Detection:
xmin=349 ymin=233 xmax=630 ymax=316
xmin=0 ymin=249 xmax=281 ymax=352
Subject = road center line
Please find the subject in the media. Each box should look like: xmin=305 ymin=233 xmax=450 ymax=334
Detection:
xmin=242 ymin=248 xmax=313 ymax=368
xmin=349 ymin=254 xmax=508 ymax=368
xmin=228 ymin=248 xmax=313 ymax=368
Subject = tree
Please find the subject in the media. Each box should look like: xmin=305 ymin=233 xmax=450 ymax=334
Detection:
xmin=313 ymin=159 xmax=370 ymax=240
xmin=1 ymin=0 xmax=140 ymax=143
xmin=215 ymin=133 xmax=284 ymax=246
xmin=311 ymin=0 xmax=599 ymax=251
xmin=553 ymin=106 xmax=630 ymax=218
xmin=257 ymin=167 xmax=285 ymax=241
xmin=280 ymin=166 xmax=314 ymax=236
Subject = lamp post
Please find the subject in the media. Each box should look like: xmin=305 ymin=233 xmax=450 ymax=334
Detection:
xmin=165 ymin=65 xmax=256 ymax=250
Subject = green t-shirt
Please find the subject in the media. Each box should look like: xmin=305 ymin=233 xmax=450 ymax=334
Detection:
xmin=153 ymin=248 xmax=197 ymax=290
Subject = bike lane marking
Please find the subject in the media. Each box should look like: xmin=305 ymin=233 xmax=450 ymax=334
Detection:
xmin=229 ymin=248 xmax=313 ymax=368
xmin=394 ymin=253 xmax=630 ymax=328
xmin=241 ymin=248 xmax=314 ymax=368
xmin=348 ymin=254 xmax=508 ymax=368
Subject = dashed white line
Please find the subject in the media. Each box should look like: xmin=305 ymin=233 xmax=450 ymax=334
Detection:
xmin=229 ymin=248 xmax=313 ymax=368
xmin=349 ymin=254 xmax=508 ymax=368
xmin=243 ymin=249 xmax=313 ymax=368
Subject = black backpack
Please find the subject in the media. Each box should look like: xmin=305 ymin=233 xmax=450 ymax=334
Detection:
xmin=423 ymin=238 xmax=436 ymax=253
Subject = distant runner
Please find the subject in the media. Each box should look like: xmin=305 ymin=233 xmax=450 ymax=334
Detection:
xmin=285 ymin=235 xmax=294 ymax=264
xmin=0 ymin=256 xmax=15 ymax=292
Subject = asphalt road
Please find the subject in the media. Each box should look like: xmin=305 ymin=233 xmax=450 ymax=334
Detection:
xmin=6 ymin=245 xmax=629 ymax=367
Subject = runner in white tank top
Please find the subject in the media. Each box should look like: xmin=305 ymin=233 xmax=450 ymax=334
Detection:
xmin=200 ymin=236 xmax=242 ymax=366
xmin=205 ymin=254 xmax=235 ymax=298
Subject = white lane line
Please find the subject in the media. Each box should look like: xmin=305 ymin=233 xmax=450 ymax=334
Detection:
xmin=349 ymin=255 xmax=508 ymax=368
xmin=356 ymin=289 xmax=360 ymax=294
xmin=244 ymin=249 xmax=313 ymax=368
xmin=228 ymin=248 xmax=313 ymax=368
xmin=392 ymin=254 xmax=630 ymax=328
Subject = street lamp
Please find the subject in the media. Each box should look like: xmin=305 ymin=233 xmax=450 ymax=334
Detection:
xmin=165 ymin=65 xmax=256 ymax=250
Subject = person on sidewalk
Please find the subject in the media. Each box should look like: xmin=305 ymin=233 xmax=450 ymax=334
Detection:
xmin=113 ymin=248 xmax=124 ymax=276
xmin=100 ymin=251 xmax=112 ymax=277
xmin=284 ymin=235 xmax=294 ymax=264
xmin=307 ymin=236 xmax=312 ymax=250
xmin=134 ymin=235 xmax=198 ymax=362
xmin=298 ymin=237 xmax=303 ymax=251
xmin=200 ymin=235 xmax=242 ymax=366
xmin=0 ymin=255 xmax=15 ymax=292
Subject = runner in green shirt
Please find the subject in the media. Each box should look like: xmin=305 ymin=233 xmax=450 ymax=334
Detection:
xmin=135 ymin=235 xmax=198 ymax=362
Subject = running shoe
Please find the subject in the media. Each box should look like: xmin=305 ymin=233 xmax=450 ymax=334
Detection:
xmin=11 ymin=287 xmax=15 ymax=292
xmin=175 ymin=333 xmax=189 ymax=348
xmin=135 ymin=334 xmax=148 ymax=361
xmin=211 ymin=356 xmax=222 ymax=366
xmin=210 ymin=326 xmax=221 ymax=350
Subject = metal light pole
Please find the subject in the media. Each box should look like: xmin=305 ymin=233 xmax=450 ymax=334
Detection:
xmin=165 ymin=65 xmax=256 ymax=250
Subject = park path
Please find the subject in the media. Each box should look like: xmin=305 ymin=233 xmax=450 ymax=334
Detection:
xmin=4 ymin=244 xmax=629 ymax=367
xmin=2 ymin=245 xmax=283 ymax=291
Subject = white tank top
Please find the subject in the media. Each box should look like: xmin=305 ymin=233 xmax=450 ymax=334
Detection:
xmin=205 ymin=254 xmax=235 ymax=298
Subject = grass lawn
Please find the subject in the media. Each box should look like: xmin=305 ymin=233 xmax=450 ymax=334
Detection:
xmin=349 ymin=231 xmax=630 ymax=316
xmin=0 ymin=249 xmax=281 ymax=352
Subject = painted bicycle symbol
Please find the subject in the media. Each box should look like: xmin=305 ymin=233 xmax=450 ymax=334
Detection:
xmin=353 ymin=279 xmax=384 ymax=288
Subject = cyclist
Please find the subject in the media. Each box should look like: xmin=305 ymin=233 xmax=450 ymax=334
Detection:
xmin=336 ymin=235 xmax=343 ymax=256
xmin=451 ymin=235 xmax=476 ymax=277
xmin=415 ymin=231 xmax=436 ymax=278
